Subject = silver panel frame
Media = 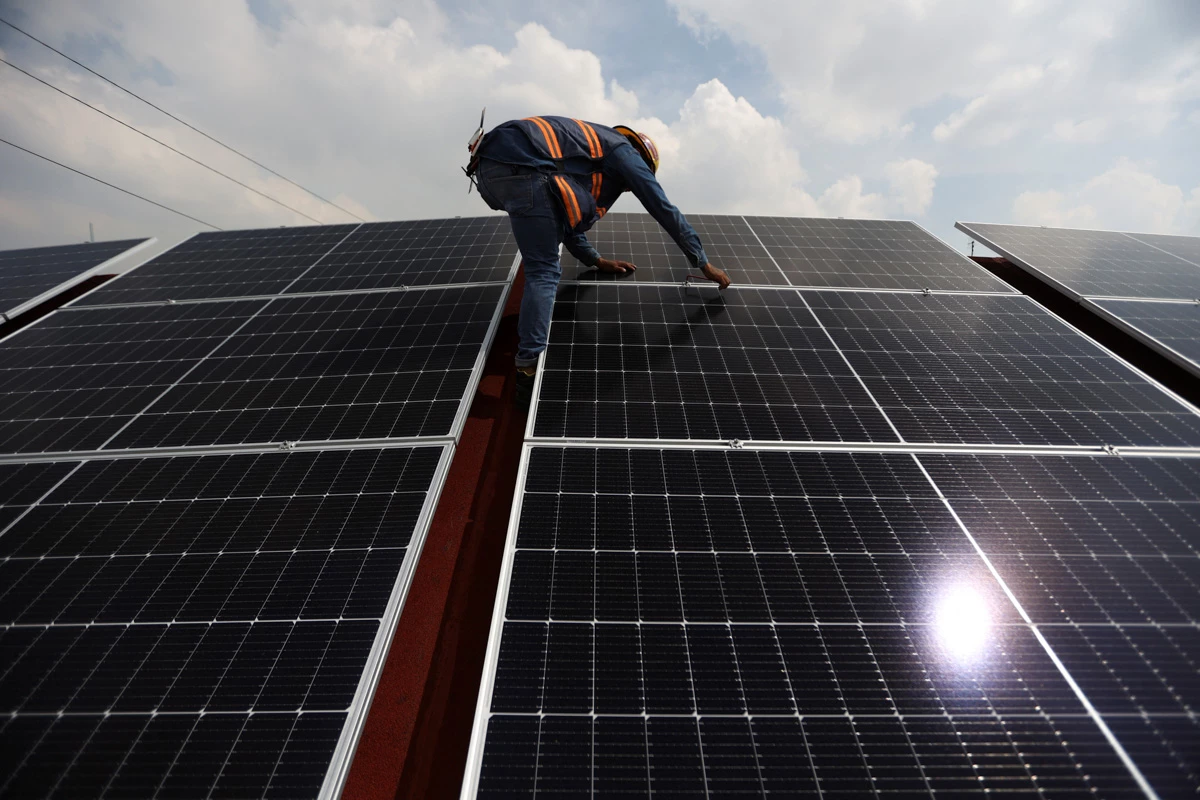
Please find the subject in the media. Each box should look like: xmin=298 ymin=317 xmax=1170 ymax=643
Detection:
xmin=318 ymin=441 xmax=456 ymax=800
xmin=449 ymin=256 xmax=520 ymax=443
xmin=64 ymin=232 xmax=205 ymax=309
xmin=459 ymin=442 xmax=534 ymax=800
xmin=956 ymin=220 xmax=1200 ymax=302
xmin=1022 ymin=292 xmax=1200 ymax=422
xmin=1 ymin=237 xmax=157 ymax=321
xmin=1084 ymin=296 xmax=1200 ymax=378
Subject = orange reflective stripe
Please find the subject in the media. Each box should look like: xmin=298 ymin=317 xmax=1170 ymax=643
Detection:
xmin=524 ymin=116 xmax=562 ymax=159
xmin=597 ymin=206 xmax=607 ymax=219
xmin=553 ymin=175 xmax=582 ymax=227
xmin=584 ymin=121 xmax=603 ymax=156
xmin=591 ymin=172 xmax=603 ymax=201
xmin=573 ymin=119 xmax=603 ymax=159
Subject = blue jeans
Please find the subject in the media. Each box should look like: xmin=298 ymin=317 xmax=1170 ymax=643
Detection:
xmin=475 ymin=158 xmax=567 ymax=368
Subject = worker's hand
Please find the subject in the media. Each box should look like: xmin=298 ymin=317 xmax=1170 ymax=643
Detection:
xmin=701 ymin=262 xmax=731 ymax=290
xmin=596 ymin=257 xmax=637 ymax=275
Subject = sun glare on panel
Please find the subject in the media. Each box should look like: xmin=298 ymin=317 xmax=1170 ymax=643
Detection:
xmin=934 ymin=582 xmax=993 ymax=663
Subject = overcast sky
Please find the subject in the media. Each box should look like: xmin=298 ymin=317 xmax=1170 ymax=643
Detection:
xmin=1 ymin=0 xmax=1197 ymax=261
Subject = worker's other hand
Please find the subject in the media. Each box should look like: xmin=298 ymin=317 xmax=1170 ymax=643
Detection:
xmin=596 ymin=257 xmax=637 ymax=275
xmin=701 ymin=262 xmax=731 ymax=290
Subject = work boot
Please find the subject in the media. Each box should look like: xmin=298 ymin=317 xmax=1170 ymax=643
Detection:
xmin=514 ymin=365 xmax=536 ymax=410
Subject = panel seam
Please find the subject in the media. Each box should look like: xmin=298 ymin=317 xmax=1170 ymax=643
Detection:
xmin=908 ymin=452 xmax=1161 ymax=800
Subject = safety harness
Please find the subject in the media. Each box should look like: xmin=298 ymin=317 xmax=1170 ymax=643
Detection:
xmin=468 ymin=116 xmax=613 ymax=233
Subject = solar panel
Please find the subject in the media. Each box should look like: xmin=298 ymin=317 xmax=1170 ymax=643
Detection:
xmin=0 ymin=300 xmax=268 ymax=454
xmin=462 ymin=445 xmax=1146 ymax=797
xmin=919 ymin=452 xmax=1200 ymax=796
xmin=1124 ymin=231 xmax=1200 ymax=269
xmin=746 ymin=217 xmax=1012 ymax=293
xmin=531 ymin=284 xmax=898 ymax=442
xmin=805 ymin=290 xmax=1200 ymax=447
xmin=0 ymin=460 xmax=79 ymax=533
xmin=1089 ymin=298 xmax=1200 ymax=375
xmin=564 ymin=213 xmax=791 ymax=286
xmin=0 ymin=239 xmax=149 ymax=320
xmin=0 ymin=284 xmax=504 ymax=455
xmin=0 ymin=444 xmax=448 ymax=799
xmin=73 ymin=225 xmax=359 ymax=307
xmin=284 ymin=217 xmax=518 ymax=294
xmin=956 ymin=222 xmax=1200 ymax=300
xmin=109 ymin=285 xmax=505 ymax=449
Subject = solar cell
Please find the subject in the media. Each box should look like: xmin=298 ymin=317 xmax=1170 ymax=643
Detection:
xmin=1090 ymin=297 xmax=1200 ymax=375
xmin=109 ymin=285 xmax=505 ymax=449
xmin=0 ymin=300 xmax=268 ymax=455
xmin=0 ymin=444 xmax=446 ymax=799
xmin=956 ymin=222 xmax=1200 ymax=300
xmin=746 ymin=216 xmax=1012 ymax=293
xmin=805 ymin=290 xmax=1200 ymax=447
xmin=919 ymin=451 xmax=1200 ymax=797
xmin=464 ymin=445 xmax=1145 ymax=797
xmin=564 ymin=213 xmax=790 ymax=286
xmin=285 ymin=217 xmax=518 ymax=293
xmin=0 ymin=239 xmax=148 ymax=320
xmin=73 ymin=224 xmax=358 ymax=307
xmin=531 ymin=284 xmax=898 ymax=442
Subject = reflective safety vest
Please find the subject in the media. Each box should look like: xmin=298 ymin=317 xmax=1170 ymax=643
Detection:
xmin=499 ymin=116 xmax=630 ymax=234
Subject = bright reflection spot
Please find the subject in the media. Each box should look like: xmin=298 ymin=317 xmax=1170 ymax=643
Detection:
xmin=935 ymin=583 xmax=992 ymax=662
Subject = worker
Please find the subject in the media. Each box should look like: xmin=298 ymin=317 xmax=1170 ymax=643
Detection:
xmin=468 ymin=115 xmax=732 ymax=408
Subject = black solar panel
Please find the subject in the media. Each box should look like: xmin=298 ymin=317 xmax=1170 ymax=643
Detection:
xmin=465 ymin=446 xmax=1145 ymax=797
xmin=0 ymin=460 xmax=78 ymax=532
xmin=1091 ymin=298 xmax=1200 ymax=374
xmin=565 ymin=213 xmax=790 ymax=286
xmin=746 ymin=217 xmax=1011 ymax=293
xmin=957 ymin=222 xmax=1200 ymax=300
xmin=285 ymin=217 xmax=517 ymax=294
xmin=806 ymin=290 xmax=1200 ymax=447
xmin=0 ymin=300 xmax=268 ymax=454
xmin=109 ymin=285 xmax=504 ymax=449
xmin=0 ymin=239 xmax=148 ymax=320
xmin=0 ymin=444 xmax=445 ymax=798
xmin=532 ymin=284 xmax=898 ymax=442
xmin=919 ymin=452 xmax=1200 ymax=796
xmin=73 ymin=225 xmax=358 ymax=307
xmin=1123 ymin=231 xmax=1200 ymax=269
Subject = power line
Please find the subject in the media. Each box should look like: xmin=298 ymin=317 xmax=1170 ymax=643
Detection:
xmin=1 ymin=56 xmax=325 ymax=225
xmin=0 ymin=16 xmax=366 ymax=223
xmin=1 ymin=136 xmax=222 ymax=230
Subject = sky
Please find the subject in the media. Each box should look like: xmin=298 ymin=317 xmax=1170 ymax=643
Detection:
xmin=0 ymin=0 xmax=1198 ymax=262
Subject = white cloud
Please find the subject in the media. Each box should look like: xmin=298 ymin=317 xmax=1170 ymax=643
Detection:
xmin=1013 ymin=158 xmax=1200 ymax=233
xmin=885 ymin=159 xmax=938 ymax=215
xmin=1012 ymin=190 xmax=1099 ymax=229
xmin=648 ymin=80 xmax=936 ymax=218
xmin=668 ymin=0 xmax=1200 ymax=145
xmin=1051 ymin=118 xmax=1110 ymax=143
xmin=0 ymin=3 xmax=940 ymax=250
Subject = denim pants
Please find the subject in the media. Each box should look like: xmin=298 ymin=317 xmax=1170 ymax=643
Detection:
xmin=475 ymin=158 xmax=567 ymax=368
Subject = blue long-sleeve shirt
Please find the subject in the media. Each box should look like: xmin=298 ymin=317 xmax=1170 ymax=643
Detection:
xmin=479 ymin=118 xmax=709 ymax=270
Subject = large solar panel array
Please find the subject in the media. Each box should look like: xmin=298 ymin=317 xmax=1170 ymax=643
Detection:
xmin=957 ymin=222 xmax=1200 ymax=379
xmin=0 ymin=217 xmax=519 ymax=798
xmin=464 ymin=215 xmax=1200 ymax=798
xmin=0 ymin=238 xmax=150 ymax=321
xmin=567 ymin=213 xmax=1014 ymax=293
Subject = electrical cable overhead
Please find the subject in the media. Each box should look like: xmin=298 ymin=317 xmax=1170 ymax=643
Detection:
xmin=0 ymin=15 xmax=366 ymax=223
xmin=1 ymin=56 xmax=325 ymax=225
xmin=1 ymin=135 xmax=222 ymax=230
